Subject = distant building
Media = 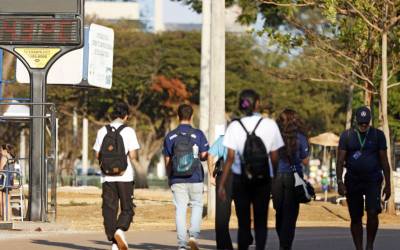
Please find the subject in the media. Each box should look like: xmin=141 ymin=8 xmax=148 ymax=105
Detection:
xmin=163 ymin=5 xmax=249 ymax=33
xmin=85 ymin=1 xmax=249 ymax=33
xmin=85 ymin=0 xmax=140 ymax=21
xmin=154 ymin=0 xmax=165 ymax=32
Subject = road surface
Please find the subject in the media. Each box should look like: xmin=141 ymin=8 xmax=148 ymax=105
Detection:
xmin=1 ymin=227 xmax=399 ymax=249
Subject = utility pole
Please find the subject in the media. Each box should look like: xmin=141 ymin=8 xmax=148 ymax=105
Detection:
xmin=208 ymin=0 xmax=226 ymax=219
xmin=201 ymin=0 xmax=212 ymax=218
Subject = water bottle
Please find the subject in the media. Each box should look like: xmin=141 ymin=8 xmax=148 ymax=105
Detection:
xmin=193 ymin=144 xmax=199 ymax=159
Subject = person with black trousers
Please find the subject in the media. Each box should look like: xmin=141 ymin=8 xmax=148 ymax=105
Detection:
xmin=93 ymin=102 xmax=141 ymax=250
xmin=218 ymin=89 xmax=284 ymax=250
xmin=337 ymin=106 xmax=391 ymax=250
xmin=207 ymin=132 xmax=233 ymax=250
xmin=273 ymin=109 xmax=310 ymax=250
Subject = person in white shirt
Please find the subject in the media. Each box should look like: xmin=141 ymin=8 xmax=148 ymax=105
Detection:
xmin=93 ymin=102 xmax=140 ymax=250
xmin=218 ymin=89 xmax=284 ymax=250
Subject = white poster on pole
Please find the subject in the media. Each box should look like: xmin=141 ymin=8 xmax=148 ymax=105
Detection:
xmin=16 ymin=49 xmax=84 ymax=85
xmin=87 ymin=23 xmax=114 ymax=89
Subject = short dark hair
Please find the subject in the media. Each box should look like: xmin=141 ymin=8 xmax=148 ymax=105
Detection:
xmin=111 ymin=102 xmax=129 ymax=120
xmin=178 ymin=104 xmax=193 ymax=121
xmin=239 ymin=89 xmax=260 ymax=116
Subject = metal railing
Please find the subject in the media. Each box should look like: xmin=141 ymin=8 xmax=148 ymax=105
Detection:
xmin=0 ymin=168 xmax=22 ymax=221
xmin=0 ymin=102 xmax=58 ymax=222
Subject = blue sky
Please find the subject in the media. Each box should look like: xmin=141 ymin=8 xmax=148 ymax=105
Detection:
xmin=163 ymin=0 xmax=201 ymax=23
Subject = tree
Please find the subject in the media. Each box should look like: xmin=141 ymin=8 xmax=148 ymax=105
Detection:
xmin=83 ymin=27 xmax=199 ymax=188
xmin=253 ymin=0 xmax=400 ymax=214
xmin=179 ymin=0 xmax=400 ymax=212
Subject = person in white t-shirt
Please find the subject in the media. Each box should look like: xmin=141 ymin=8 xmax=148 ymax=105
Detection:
xmin=93 ymin=102 xmax=140 ymax=250
xmin=218 ymin=89 xmax=284 ymax=250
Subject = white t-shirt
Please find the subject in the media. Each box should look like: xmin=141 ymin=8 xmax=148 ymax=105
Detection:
xmin=93 ymin=120 xmax=140 ymax=183
xmin=223 ymin=115 xmax=284 ymax=176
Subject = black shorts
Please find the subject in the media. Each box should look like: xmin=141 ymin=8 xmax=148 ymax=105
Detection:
xmin=345 ymin=175 xmax=382 ymax=220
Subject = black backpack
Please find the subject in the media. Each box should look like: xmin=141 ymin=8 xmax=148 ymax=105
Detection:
xmin=237 ymin=118 xmax=270 ymax=183
xmin=171 ymin=130 xmax=200 ymax=177
xmin=99 ymin=125 xmax=128 ymax=176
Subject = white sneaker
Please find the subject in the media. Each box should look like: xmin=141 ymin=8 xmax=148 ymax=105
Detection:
xmin=178 ymin=247 xmax=186 ymax=250
xmin=188 ymin=237 xmax=199 ymax=250
xmin=114 ymin=229 xmax=128 ymax=250
xmin=111 ymin=243 xmax=119 ymax=250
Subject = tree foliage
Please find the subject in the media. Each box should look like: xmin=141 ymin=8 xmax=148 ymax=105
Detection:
xmin=3 ymin=20 xmax=351 ymax=187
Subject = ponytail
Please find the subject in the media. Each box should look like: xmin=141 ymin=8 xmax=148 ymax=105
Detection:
xmin=239 ymin=89 xmax=260 ymax=116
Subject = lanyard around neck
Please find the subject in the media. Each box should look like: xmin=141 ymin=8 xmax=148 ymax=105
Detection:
xmin=356 ymin=128 xmax=369 ymax=151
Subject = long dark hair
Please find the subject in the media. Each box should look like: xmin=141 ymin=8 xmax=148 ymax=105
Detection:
xmin=276 ymin=109 xmax=306 ymax=163
xmin=1 ymin=144 xmax=16 ymax=159
xmin=238 ymin=89 xmax=260 ymax=116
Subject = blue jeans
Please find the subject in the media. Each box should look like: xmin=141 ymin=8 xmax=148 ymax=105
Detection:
xmin=171 ymin=182 xmax=204 ymax=248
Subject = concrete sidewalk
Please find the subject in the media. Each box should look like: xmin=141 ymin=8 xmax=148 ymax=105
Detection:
xmin=1 ymin=227 xmax=400 ymax=250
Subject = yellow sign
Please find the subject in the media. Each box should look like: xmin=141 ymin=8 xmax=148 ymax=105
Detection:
xmin=14 ymin=48 xmax=61 ymax=69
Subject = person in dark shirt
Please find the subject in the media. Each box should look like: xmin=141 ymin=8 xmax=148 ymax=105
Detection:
xmin=163 ymin=104 xmax=209 ymax=250
xmin=336 ymin=106 xmax=391 ymax=250
xmin=274 ymin=109 xmax=310 ymax=250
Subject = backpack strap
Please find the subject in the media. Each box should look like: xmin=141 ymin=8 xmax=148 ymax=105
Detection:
xmin=116 ymin=124 xmax=127 ymax=134
xmin=251 ymin=118 xmax=264 ymax=135
xmin=236 ymin=119 xmax=250 ymax=136
xmin=345 ymin=129 xmax=352 ymax=151
xmin=106 ymin=125 xmax=113 ymax=132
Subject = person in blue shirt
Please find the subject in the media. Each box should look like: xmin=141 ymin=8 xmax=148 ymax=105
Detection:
xmin=273 ymin=109 xmax=310 ymax=250
xmin=207 ymin=130 xmax=233 ymax=250
xmin=336 ymin=106 xmax=391 ymax=250
xmin=163 ymin=104 xmax=209 ymax=250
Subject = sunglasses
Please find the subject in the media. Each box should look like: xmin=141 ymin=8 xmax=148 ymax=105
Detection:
xmin=357 ymin=122 xmax=369 ymax=126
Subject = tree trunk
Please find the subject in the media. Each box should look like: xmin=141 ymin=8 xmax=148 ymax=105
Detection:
xmin=345 ymin=83 xmax=354 ymax=130
xmin=380 ymin=30 xmax=395 ymax=214
xmin=364 ymin=82 xmax=373 ymax=107
xmin=135 ymin=157 xmax=150 ymax=189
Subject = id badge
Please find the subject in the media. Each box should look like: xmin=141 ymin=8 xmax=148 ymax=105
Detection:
xmin=353 ymin=150 xmax=362 ymax=160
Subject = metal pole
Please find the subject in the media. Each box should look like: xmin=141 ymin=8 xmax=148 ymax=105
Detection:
xmin=208 ymin=0 xmax=226 ymax=220
xmin=19 ymin=129 xmax=27 ymax=184
xmin=29 ymin=70 xmax=47 ymax=222
xmin=49 ymin=105 xmax=57 ymax=222
xmin=82 ymin=117 xmax=89 ymax=177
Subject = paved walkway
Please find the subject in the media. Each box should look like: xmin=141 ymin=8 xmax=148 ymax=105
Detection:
xmin=1 ymin=227 xmax=399 ymax=250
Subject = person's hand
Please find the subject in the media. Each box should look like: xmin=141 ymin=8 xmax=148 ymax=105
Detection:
xmin=218 ymin=186 xmax=226 ymax=201
xmin=210 ymin=176 xmax=216 ymax=186
xmin=383 ymin=183 xmax=391 ymax=201
xmin=337 ymin=182 xmax=347 ymax=196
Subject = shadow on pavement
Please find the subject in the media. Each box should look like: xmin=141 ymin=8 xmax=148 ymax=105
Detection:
xmin=31 ymin=239 xmax=104 ymax=250
xmin=199 ymin=227 xmax=400 ymax=250
xmin=92 ymin=240 xmax=215 ymax=250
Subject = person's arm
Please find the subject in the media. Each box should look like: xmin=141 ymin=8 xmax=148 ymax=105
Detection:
xmin=302 ymin=157 xmax=310 ymax=166
xmin=336 ymin=149 xmax=347 ymax=196
xmin=200 ymin=151 xmax=208 ymax=161
xmin=207 ymin=154 xmax=216 ymax=185
xmin=379 ymin=150 xmax=391 ymax=201
xmin=198 ymin=130 xmax=209 ymax=161
xmin=270 ymin=150 xmax=279 ymax=177
xmin=217 ymin=148 xmax=235 ymax=201
xmin=164 ymin=156 xmax=172 ymax=177
xmin=0 ymin=156 xmax=7 ymax=170
xmin=129 ymin=149 xmax=140 ymax=169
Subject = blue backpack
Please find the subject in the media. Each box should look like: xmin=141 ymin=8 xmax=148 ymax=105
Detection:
xmin=171 ymin=130 xmax=201 ymax=177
